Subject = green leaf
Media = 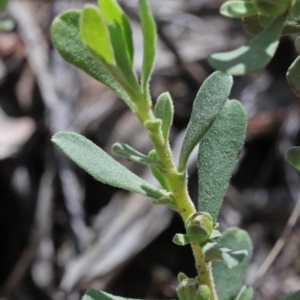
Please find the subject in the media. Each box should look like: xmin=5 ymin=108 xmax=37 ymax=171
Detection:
xmin=139 ymin=0 xmax=157 ymax=93
xmin=212 ymin=228 xmax=253 ymax=300
xmin=112 ymin=142 xmax=163 ymax=168
xmin=203 ymin=242 xmax=248 ymax=268
xmin=99 ymin=0 xmax=139 ymax=91
xmin=198 ymin=100 xmax=246 ymax=221
xmin=291 ymin=0 xmax=300 ymax=18
xmin=235 ymin=286 xmax=253 ymax=300
xmin=285 ymin=146 xmax=300 ymax=170
xmin=287 ymin=55 xmax=300 ymax=96
xmin=178 ymin=71 xmax=233 ymax=172
xmin=220 ymin=1 xmax=258 ymax=18
xmin=208 ymin=12 xmax=287 ymax=75
xmin=242 ymin=14 xmax=265 ymax=36
xmin=173 ymin=233 xmax=190 ymax=246
xmin=148 ymin=150 xmax=169 ymax=190
xmin=155 ymin=92 xmax=174 ymax=141
xmin=80 ymin=5 xmax=115 ymax=66
xmin=178 ymin=272 xmax=189 ymax=282
xmin=83 ymin=289 xmax=131 ymax=300
xmin=52 ymin=132 xmax=169 ymax=200
xmin=51 ymin=10 xmax=132 ymax=107
xmin=99 ymin=0 xmax=134 ymax=65
xmin=0 ymin=0 xmax=9 ymax=12
xmin=282 ymin=16 xmax=300 ymax=35
xmin=280 ymin=290 xmax=300 ymax=300
xmin=253 ymin=0 xmax=290 ymax=16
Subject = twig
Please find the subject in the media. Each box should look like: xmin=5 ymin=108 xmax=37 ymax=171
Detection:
xmin=254 ymin=194 xmax=300 ymax=284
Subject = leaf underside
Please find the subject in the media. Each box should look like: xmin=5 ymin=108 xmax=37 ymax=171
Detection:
xmin=213 ymin=228 xmax=253 ymax=300
xmin=208 ymin=12 xmax=287 ymax=75
xmin=52 ymin=132 xmax=167 ymax=200
xmin=198 ymin=99 xmax=246 ymax=221
xmin=178 ymin=71 xmax=233 ymax=172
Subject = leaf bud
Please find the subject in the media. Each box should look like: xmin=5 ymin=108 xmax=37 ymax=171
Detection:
xmin=176 ymin=278 xmax=211 ymax=300
xmin=252 ymin=0 xmax=290 ymax=16
xmin=185 ymin=212 xmax=213 ymax=244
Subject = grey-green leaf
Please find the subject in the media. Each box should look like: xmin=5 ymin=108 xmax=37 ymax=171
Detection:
xmin=112 ymin=142 xmax=162 ymax=168
xmin=285 ymin=146 xmax=300 ymax=171
xmin=213 ymin=228 xmax=253 ymax=300
xmin=83 ymin=289 xmax=132 ymax=300
xmin=80 ymin=5 xmax=115 ymax=66
xmin=148 ymin=150 xmax=170 ymax=190
xmin=155 ymin=92 xmax=174 ymax=141
xmin=235 ymin=286 xmax=253 ymax=300
xmin=139 ymin=0 xmax=157 ymax=93
xmin=99 ymin=0 xmax=139 ymax=91
xmin=220 ymin=1 xmax=258 ymax=18
xmin=52 ymin=132 xmax=168 ymax=200
xmin=51 ymin=10 xmax=132 ymax=107
xmin=280 ymin=290 xmax=300 ymax=300
xmin=198 ymin=99 xmax=246 ymax=221
xmin=287 ymin=55 xmax=300 ymax=96
xmin=178 ymin=71 xmax=233 ymax=172
xmin=204 ymin=242 xmax=248 ymax=268
xmin=99 ymin=0 xmax=134 ymax=65
xmin=208 ymin=12 xmax=287 ymax=75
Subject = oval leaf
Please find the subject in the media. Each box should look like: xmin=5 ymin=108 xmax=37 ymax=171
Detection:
xmin=155 ymin=92 xmax=174 ymax=141
xmin=212 ymin=228 xmax=253 ymax=300
xmin=235 ymin=286 xmax=253 ymax=300
xmin=220 ymin=1 xmax=258 ymax=18
xmin=178 ymin=71 xmax=233 ymax=172
xmin=285 ymin=146 xmax=300 ymax=170
xmin=99 ymin=0 xmax=134 ymax=65
xmin=197 ymin=99 xmax=246 ymax=220
xmin=51 ymin=10 xmax=132 ymax=107
xmin=52 ymin=132 xmax=168 ymax=200
xmin=139 ymin=0 xmax=157 ymax=93
xmin=287 ymin=55 xmax=300 ymax=96
xmin=99 ymin=0 xmax=139 ymax=90
xmin=208 ymin=12 xmax=287 ymax=75
xmin=80 ymin=5 xmax=115 ymax=66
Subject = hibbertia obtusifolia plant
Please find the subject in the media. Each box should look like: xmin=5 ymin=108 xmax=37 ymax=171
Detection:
xmin=50 ymin=0 xmax=300 ymax=299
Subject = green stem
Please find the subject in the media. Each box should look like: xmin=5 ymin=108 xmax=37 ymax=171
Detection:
xmin=134 ymin=94 xmax=218 ymax=300
xmin=191 ymin=245 xmax=218 ymax=300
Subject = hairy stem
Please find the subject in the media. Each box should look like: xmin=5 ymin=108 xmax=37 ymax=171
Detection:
xmin=135 ymin=95 xmax=218 ymax=300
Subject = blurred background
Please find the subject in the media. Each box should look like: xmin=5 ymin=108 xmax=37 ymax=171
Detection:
xmin=0 ymin=0 xmax=300 ymax=300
